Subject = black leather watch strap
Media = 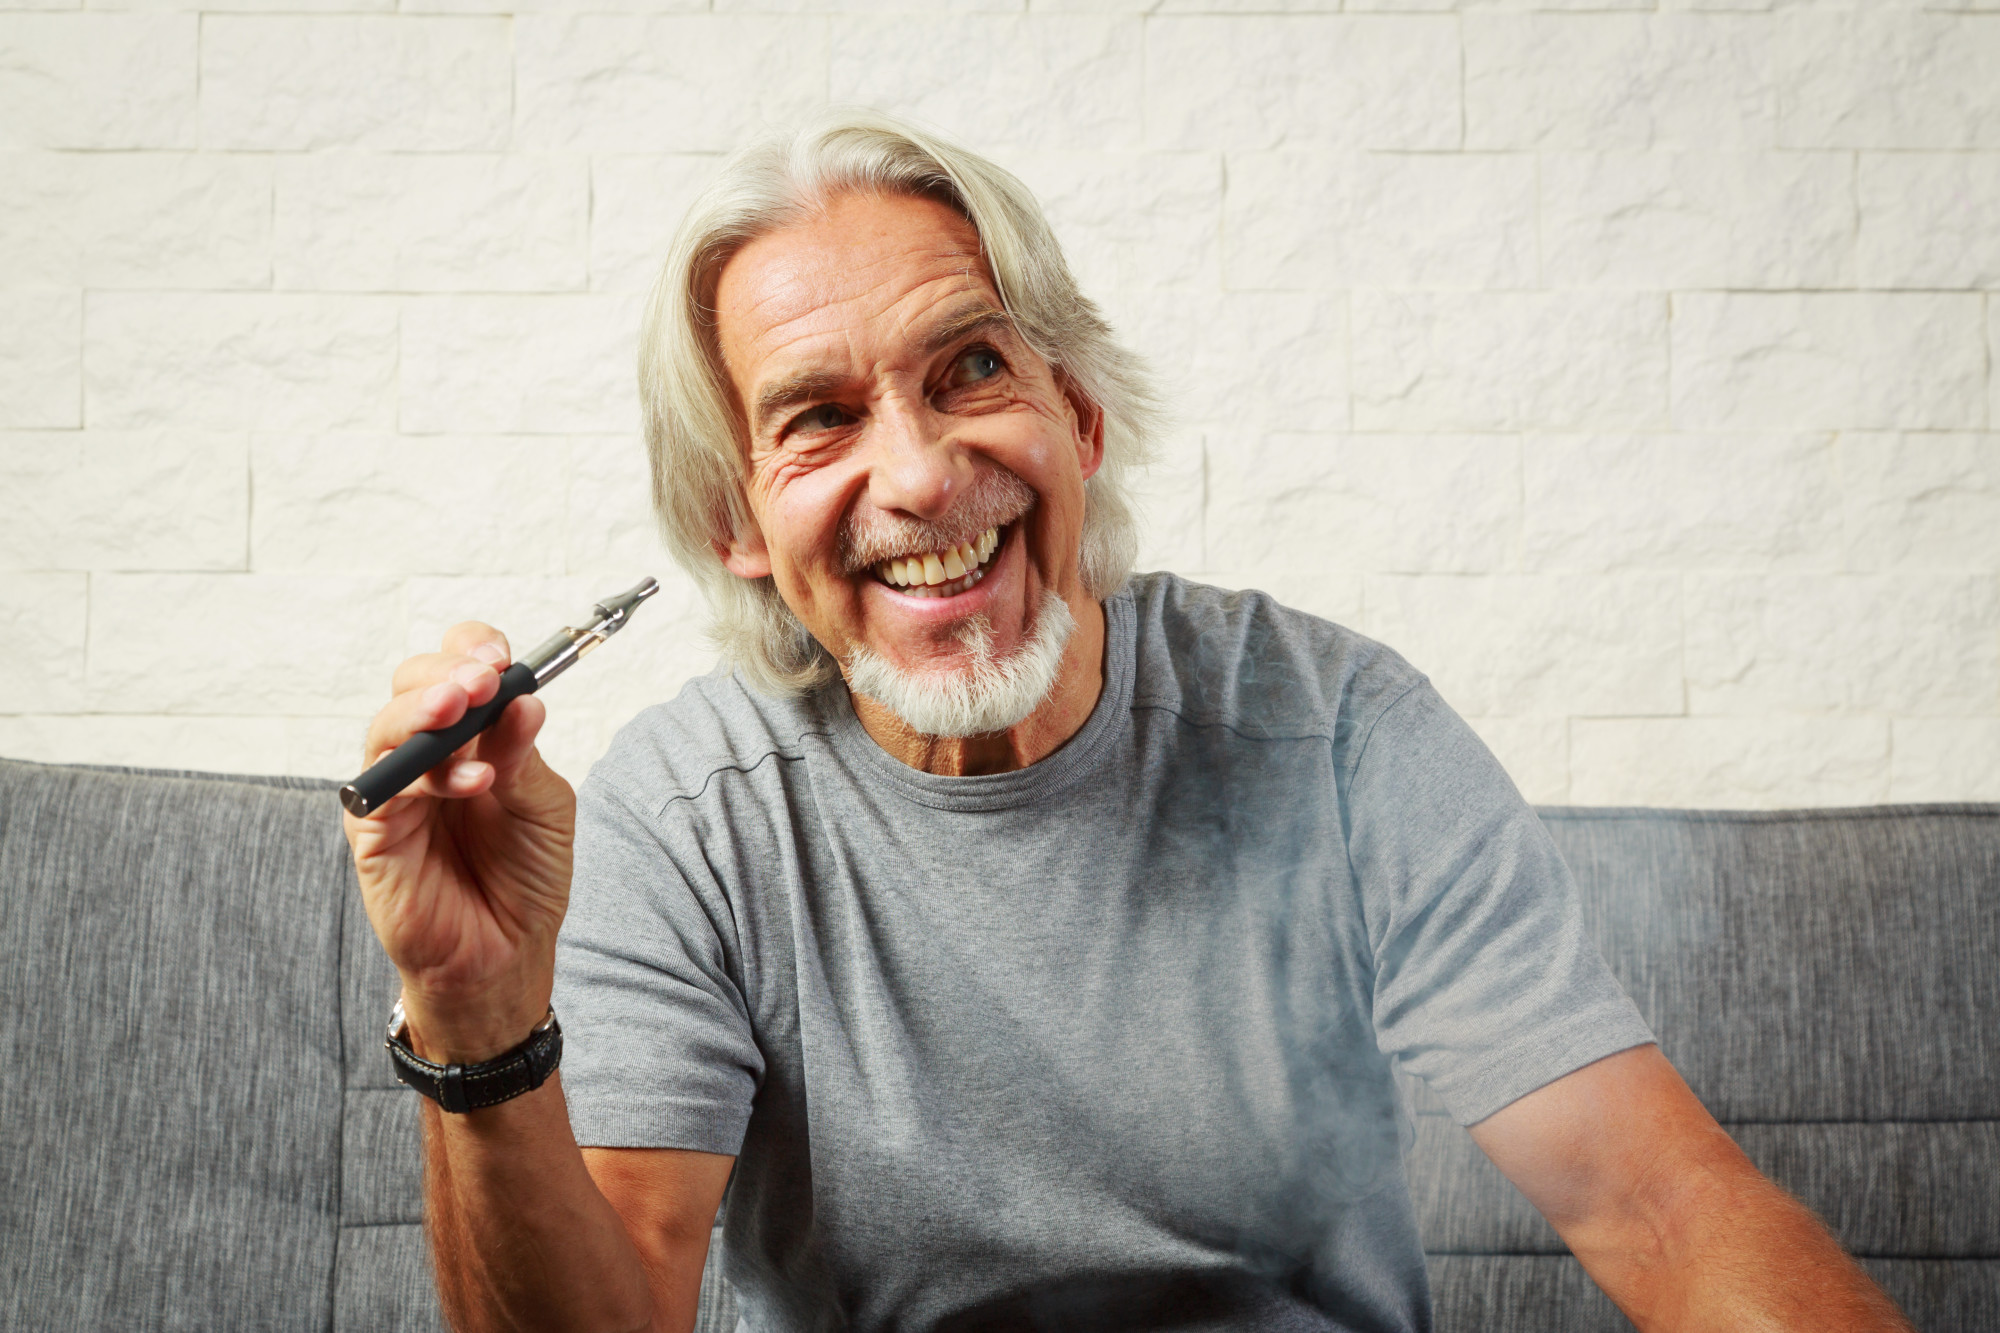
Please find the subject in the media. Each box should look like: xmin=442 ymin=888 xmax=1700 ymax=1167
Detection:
xmin=386 ymin=1000 xmax=562 ymax=1114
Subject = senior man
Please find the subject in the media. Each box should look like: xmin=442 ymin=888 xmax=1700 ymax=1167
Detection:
xmin=345 ymin=113 xmax=1910 ymax=1333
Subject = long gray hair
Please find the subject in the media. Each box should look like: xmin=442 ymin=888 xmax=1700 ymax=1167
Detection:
xmin=638 ymin=108 xmax=1160 ymax=696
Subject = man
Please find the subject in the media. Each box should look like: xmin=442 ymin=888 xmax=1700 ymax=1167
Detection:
xmin=344 ymin=112 xmax=1912 ymax=1332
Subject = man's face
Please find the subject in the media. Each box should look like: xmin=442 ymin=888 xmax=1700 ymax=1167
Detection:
xmin=713 ymin=190 xmax=1103 ymax=689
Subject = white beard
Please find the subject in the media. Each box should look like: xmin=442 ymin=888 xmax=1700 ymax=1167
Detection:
xmin=845 ymin=592 xmax=1076 ymax=739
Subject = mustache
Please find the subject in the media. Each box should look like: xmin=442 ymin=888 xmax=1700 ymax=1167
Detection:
xmin=837 ymin=468 xmax=1036 ymax=573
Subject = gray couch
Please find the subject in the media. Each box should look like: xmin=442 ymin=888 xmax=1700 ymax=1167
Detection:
xmin=2 ymin=755 xmax=1994 ymax=1331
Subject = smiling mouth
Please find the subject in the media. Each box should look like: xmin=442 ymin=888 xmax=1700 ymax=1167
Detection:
xmin=871 ymin=525 xmax=1004 ymax=599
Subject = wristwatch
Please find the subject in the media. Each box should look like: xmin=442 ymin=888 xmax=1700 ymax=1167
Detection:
xmin=385 ymin=996 xmax=562 ymax=1114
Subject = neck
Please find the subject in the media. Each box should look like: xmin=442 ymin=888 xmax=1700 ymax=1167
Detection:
xmin=849 ymin=592 xmax=1106 ymax=777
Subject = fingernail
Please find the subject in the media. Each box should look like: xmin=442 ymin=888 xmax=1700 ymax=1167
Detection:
xmin=451 ymin=663 xmax=487 ymax=690
xmin=423 ymin=682 xmax=454 ymax=710
xmin=471 ymin=643 xmax=505 ymax=665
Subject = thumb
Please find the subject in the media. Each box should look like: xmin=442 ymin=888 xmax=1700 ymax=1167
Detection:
xmin=474 ymin=694 xmax=565 ymax=810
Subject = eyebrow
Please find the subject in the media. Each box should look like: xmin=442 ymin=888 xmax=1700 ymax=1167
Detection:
xmin=914 ymin=301 xmax=1014 ymax=360
xmin=750 ymin=301 xmax=1016 ymax=435
xmin=752 ymin=369 xmax=850 ymax=434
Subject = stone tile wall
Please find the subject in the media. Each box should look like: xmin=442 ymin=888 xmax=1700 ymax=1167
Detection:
xmin=2 ymin=2 xmax=1995 ymax=807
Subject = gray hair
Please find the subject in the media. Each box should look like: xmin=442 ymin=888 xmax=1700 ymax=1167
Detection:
xmin=638 ymin=108 xmax=1160 ymax=696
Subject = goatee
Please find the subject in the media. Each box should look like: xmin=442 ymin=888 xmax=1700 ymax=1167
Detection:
xmin=844 ymin=591 xmax=1076 ymax=739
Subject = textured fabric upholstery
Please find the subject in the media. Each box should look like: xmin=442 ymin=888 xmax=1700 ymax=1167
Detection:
xmin=4 ymin=757 xmax=1993 ymax=1330
xmin=1408 ymin=805 xmax=2000 ymax=1332
xmin=0 ymin=759 xmax=349 ymax=1330
xmin=0 ymin=758 xmax=736 ymax=1333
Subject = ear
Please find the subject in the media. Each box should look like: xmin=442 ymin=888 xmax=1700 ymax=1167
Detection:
xmin=714 ymin=516 xmax=772 ymax=580
xmin=1060 ymin=377 xmax=1107 ymax=482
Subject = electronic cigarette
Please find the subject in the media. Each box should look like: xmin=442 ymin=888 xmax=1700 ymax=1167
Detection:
xmin=339 ymin=577 xmax=660 ymax=818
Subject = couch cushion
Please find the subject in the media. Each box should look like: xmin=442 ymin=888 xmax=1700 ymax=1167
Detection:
xmin=1429 ymin=1256 xmax=2000 ymax=1333
xmin=334 ymin=842 xmax=446 ymax=1331
xmin=333 ymin=1224 xmax=447 ymax=1333
xmin=1551 ymin=805 xmax=2000 ymax=1122
xmin=0 ymin=758 xmax=350 ymax=1331
xmin=12 ymin=760 xmax=1987 ymax=1331
xmin=1410 ymin=804 xmax=2000 ymax=1333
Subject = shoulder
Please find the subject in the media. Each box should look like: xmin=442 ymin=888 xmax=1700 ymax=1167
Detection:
xmin=1123 ymin=571 xmax=1427 ymax=747
xmin=581 ymin=665 xmax=834 ymax=820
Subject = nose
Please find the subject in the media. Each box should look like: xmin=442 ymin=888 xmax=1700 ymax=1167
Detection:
xmin=864 ymin=393 xmax=972 ymax=522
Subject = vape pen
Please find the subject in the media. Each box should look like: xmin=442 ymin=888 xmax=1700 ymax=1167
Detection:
xmin=340 ymin=577 xmax=660 ymax=818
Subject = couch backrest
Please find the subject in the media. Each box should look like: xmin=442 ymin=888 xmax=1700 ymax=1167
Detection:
xmin=7 ymin=758 xmax=1995 ymax=1331
xmin=1408 ymin=805 xmax=2000 ymax=1332
xmin=0 ymin=759 xmax=356 ymax=1330
xmin=0 ymin=757 xmax=743 ymax=1333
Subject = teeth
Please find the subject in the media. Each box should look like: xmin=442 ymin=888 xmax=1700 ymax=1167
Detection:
xmin=873 ymin=525 xmax=1003 ymax=591
xmin=904 ymin=570 xmax=980 ymax=598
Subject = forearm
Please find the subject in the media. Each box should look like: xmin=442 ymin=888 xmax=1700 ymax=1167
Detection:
xmin=1575 ymin=1141 xmax=1911 ymax=1333
xmin=423 ymin=1073 xmax=662 ymax=1333
xmin=1476 ymin=1049 xmax=1913 ymax=1333
xmin=344 ymin=631 xmax=687 ymax=1330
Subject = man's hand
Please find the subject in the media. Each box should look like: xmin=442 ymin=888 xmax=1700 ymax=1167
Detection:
xmin=340 ymin=622 xmax=732 ymax=1333
xmin=342 ymin=621 xmax=576 ymax=1063
xmin=1471 ymin=1044 xmax=1913 ymax=1332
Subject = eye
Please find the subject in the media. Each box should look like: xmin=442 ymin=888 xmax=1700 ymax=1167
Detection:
xmin=947 ymin=346 xmax=1004 ymax=388
xmin=789 ymin=403 xmax=852 ymax=436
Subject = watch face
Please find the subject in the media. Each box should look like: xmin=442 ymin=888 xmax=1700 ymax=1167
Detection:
xmin=387 ymin=995 xmax=408 ymax=1045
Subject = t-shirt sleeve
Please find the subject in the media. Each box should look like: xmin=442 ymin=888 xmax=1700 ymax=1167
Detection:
xmin=1347 ymin=681 xmax=1654 ymax=1127
xmin=552 ymin=769 xmax=764 ymax=1155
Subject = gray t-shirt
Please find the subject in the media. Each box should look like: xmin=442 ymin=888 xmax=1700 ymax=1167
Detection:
xmin=556 ymin=572 xmax=1653 ymax=1333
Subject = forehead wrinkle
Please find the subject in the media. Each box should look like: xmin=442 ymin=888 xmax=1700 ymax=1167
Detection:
xmin=719 ymin=196 xmax=1004 ymax=439
xmin=763 ymin=263 xmax=988 ymax=353
xmin=743 ymin=233 xmax=981 ymax=336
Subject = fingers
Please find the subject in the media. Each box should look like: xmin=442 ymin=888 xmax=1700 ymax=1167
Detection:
xmin=353 ymin=621 xmax=535 ymax=820
xmin=475 ymin=694 xmax=574 ymax=825
xmin=442 ymin=620 xmax=510 ymax=665
xmin=476 ymin=693 xmax=546 ymax=775
xmin=343 ymin=758 xmax=490 ymax=845
xmin=377 ymin=619 xmax=515 ymax=759
xmin=391 ymin=647 xmax=505 ymax=696
xmin=391 ymin=652 xmax=466 ymax=696
xmin=366 ymin=663 xmax=501 ymax=764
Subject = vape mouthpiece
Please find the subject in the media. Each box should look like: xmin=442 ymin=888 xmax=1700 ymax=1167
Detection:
xmin=592 ymin=577 xmax=659 ymax=632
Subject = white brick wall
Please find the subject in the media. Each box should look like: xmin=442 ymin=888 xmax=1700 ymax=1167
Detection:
xmin=3 ymin=3 xmax=1997 ymax=808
